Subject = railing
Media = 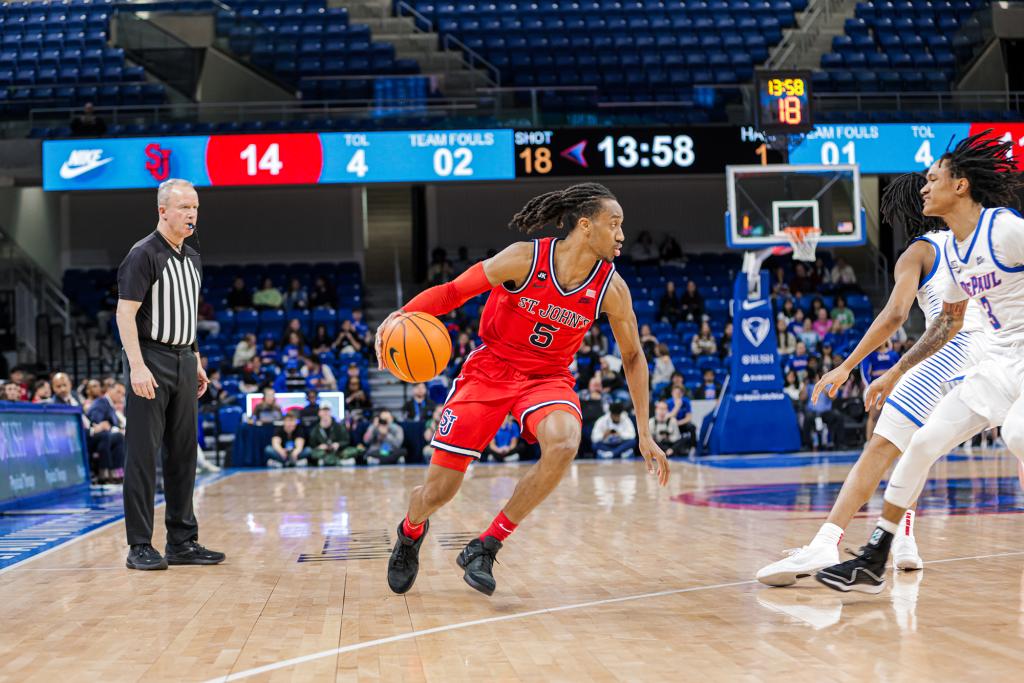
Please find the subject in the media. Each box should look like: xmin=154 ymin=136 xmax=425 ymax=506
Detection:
xmin=766 ymin=0 xmax=847 ymax=69
xmin=814 ymin=90 xmax=1024 ymax=115
xmin=395 ymin=1 xmax=500 ymax=87
xmin=113 ymin=10 xmax=205 ymax=98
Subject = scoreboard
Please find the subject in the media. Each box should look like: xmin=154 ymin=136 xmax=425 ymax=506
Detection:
xmin=788 ymin=122 xmax=1024 ymax=173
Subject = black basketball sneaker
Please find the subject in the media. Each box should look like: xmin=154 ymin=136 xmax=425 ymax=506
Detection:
xmin=815 ymin=527 xmax=893 ymax=594
xmin=388 ymin=519 xmax=429 ymax=594
xmin=456 ymin=536 xmax=502 ymax=596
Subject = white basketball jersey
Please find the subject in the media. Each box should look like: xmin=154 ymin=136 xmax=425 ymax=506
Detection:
xmin=943 ymin=207 xmax=1024 ymax=351
xmin=915 ymin=231 xmax=985 ymax=333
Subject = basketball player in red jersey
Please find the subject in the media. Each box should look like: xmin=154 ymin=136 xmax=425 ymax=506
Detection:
xmin=377 ymin=183 xmax=670 ymax=596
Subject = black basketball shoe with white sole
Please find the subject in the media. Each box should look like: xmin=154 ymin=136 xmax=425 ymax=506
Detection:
xmin=456 ymin=536 xmax=502 ymax=596
xmin=816 ymin=527 xmax=893 ymax=594
xmin=388 ymin=519 xmax=429 ymax=594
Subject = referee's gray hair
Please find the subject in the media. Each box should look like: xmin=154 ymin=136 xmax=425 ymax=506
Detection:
xmin=156 ymin=178 xmax=195 ymax=207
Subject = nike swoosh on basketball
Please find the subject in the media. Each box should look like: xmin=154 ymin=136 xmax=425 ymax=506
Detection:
xmin=741 ymin=299 xmax=767 ymax=311
xmin=388 ymin=347 xmax=400 ymax=367
xmin=59 ymin=155 xmax=113 ymax=179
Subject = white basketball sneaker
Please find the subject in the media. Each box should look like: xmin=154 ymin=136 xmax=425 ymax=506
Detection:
xmin=756 ymin=542 xmax=840 ymax=587
xmin=892 ymin=510 xmax=923 ymax=571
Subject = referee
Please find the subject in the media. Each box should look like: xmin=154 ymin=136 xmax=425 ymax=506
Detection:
xmin=116 ymin=178 xmax=225 ymax=570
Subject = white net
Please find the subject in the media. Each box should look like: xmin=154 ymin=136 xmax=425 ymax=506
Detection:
xmin=783 ymin=227 xmax=821 ymax=262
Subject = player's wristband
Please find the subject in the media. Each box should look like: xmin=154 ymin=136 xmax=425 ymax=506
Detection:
xmin=403 ymin=262 xmax=492 ymax=316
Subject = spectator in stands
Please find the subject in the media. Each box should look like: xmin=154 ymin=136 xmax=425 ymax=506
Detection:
xmin=651 ymin=343 xmax=675 ymax=391
xmin=363 ymin=409 xmax=405 ymax=465
xmin=332 ymin=320 xmax=363 ymax=356
xmin=281 ymin=330 xmax=308 ymax=364
xmin=303 ymin=357 xmax=337 ymax=391
xmin=820 ymin=342 xmax=837 ymax=372
xmin=658 ymin=281 xmax=681 ymax=324
xmin=265 ymin=412 xmax=309 ymax=467
xmin=771 ymin=267 xmax=791 ymax=299
xmin=308 ymin=405 xmax=354 ymax=466
xmin=253 ymin=277 xmax=283 ymax=310
xmin=830 ymin=295 xmax=855 ymax=334
xmin=350 ymin=309 xmax=371 ymax=341
xmin=281 ymin=318 xmax=307 ymax=347
xmin=427 ymin=247 xmax=454 ymax=285
xmin=813 ymin=258 xmax=831 ymax=288
xmin=403 ymin=382 xmax=436 ymax=422
xmin=311 ymin=324 xmax=333 ymax=355
xmin=811 ymin=307 xmax=833 ymax=340
xmin=195 ymin=295 xmax=220 ymax=336
xmin=583 ymin=327 xmax=609 ymax=356
xmin=450 ymin=331 xmax=477 ymax=374
xmin=485 ymin=414 xmax=521 ymax=462
xmin=345 ymin=376 xmax=371 ymax=413
xmin=259 ymin=338 xmax=279 ymax=366
xmin=579 ymin=374 xmax=610 ymax=422
xmin=860 ymin=340 xmax=898 ymax=438
xmin=789 ymin=262 xmax=819 ymax=295
xmin=659 ymin=234 xmax=684 ymax=262
xmin=239 ymin=356 xmax=265 ymax=394
xmin=665 ymin=386 xmax=697 ymax=452
xmin=776 ymin=318 xmax=797 ymax=355
xmin=680 ymin=280 xmax=704 ymax=322
xmin=252 ymin=386 xmax=283 ymax=424
xmin=283 ymin=278 xmax=308 ymax=311
xmin=87 ymin=381 xmax=126 ymax=483
xmin=200 ymin=368 xmax=223 ymax=407
xmin=70 ymin=102 xmax=107 ymax=136
xmin=2 ymin=382 xmax=21 ymax=402
xmin=233 ymin=333 xmax=258 ymax=368
xmin=421 ymin=404 xmax=445 ymax=462
xmin=592 ymin=402 xmax=637 ymax=459
xmin=639 ymin=324 xmax=659 ymax=361
xmin=31 ymin=380 xmax=52 ymax=403
xmin=719 ymin=322 xmax=733 ymax=359
xmin=830 ymin=257 xmax=857 ymax=286
xmin=810 ymin=297 xmax=825 ymax=320
xmin=695 ymin=369 xmax=722 ymax=400
xmin=274 ymin=360 xmax=308 ymax=393
xmin=651 ymin=400 xmax=685 ymax=457
xmin=659 ymin=371 xmax=686 ymax=400
xmin=309 ymin=276 xmax=337 ymax=309
xmin=227 ymin=277 xmax=252 ymax=310
xmin=787 ymin=341 xmax=811 ymax=381
xmin=299 ymin=390 xmax=321 ymax=421
xmin=691 ymin=321 xmax=717 ymax=357
xmin=629 ymin=231 xmax=659 ymax=264
xmin=79 ymin=377 xmax=102 ymax=410
xmin=789 ymin=309 xmax=818 ymax=348
xmin=782 ymin=369 xmax=802 ymax=404
xmin=6 ymin=368 xmax=28 ymax=400
xmin=574 ymin=337 xmax=601 ymax=385
xmin=777 ymin=298 xmax=797 ymax=325
xmin=801 ymin=371 xmax=842 ymax=450
xmin=596 ymin=356 xmax=625 ymax=396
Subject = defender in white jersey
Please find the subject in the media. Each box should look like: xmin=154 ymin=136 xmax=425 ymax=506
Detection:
xmin=756 ymin=174 xmax=988 ymax=587
xmin=818 ymin=131 xmax=1024 ymax=594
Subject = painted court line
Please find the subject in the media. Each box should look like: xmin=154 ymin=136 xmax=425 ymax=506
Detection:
xmin=207 ymin=547 xmax=1024 ymax=682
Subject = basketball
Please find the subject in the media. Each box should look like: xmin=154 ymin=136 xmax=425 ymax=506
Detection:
xmin=381 ymin=311 xmax=452 ymax=383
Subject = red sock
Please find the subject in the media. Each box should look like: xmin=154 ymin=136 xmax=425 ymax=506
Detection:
xmin=402 ymin=515 xmax=425 ymax=541
xmin=481 ymin=510 xmax=517 ymax=542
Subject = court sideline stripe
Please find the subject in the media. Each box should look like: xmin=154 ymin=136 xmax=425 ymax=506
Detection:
xmin=0 ymin=471 xmax=238 ymax=577
xmin=206 ymin=548 xmax=1024 ymax=682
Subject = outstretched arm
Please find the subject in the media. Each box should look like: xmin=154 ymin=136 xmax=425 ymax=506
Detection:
xmin=374 ymin=241 xmax=535 ymax=368
xmin=813 ymin=240 xmax=933 ymax=402
xmin=602 ymin=273 xmax=670 ymax=486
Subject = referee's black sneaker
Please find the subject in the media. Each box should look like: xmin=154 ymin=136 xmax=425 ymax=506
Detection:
xmin=457 ymin=536 xmax=502 ymax=596
xmin=815 ymin=527 xmax=893 ymax=594
xmin=165 ymin=540 xmax=226 ymax=565
xmin=126 ymin=544 xmax=168 ymax=570
xmin=388 ymin=519 xmax=429 ymax=594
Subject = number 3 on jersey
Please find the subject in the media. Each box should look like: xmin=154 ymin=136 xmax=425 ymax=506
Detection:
xmin=530 ymin=322 xmax=558 ymax=348
xmin=979 ymin=296 xmax=1002 ymax=329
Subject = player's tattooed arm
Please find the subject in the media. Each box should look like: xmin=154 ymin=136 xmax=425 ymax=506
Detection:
xmin=601 ymin=273 xmax=670 ymax=486
xmin=863 ymin=299 xmax=967 ymax=409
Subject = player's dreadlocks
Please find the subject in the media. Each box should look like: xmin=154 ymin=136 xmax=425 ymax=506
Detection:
xmin=940 ymin=129 xmax=1024 ymax=209
xmin=508 ymin=183 xmax=617 ymax=234
xmin=881 ymin=172 xmax=945 ymax=240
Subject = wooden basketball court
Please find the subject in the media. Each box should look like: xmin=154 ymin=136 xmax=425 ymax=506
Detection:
xmin=2 ymin=452 xmax=1023 ymax=682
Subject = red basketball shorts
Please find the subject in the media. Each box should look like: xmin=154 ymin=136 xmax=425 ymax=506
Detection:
xmin=429 ymin=345 xmax=582 ymax=469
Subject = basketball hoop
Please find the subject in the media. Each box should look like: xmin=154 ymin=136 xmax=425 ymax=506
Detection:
xmin=782 ymin=226 xmax=821 ymax=262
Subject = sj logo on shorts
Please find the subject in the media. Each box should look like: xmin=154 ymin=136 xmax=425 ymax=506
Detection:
xmin=438 ymin=408 xmax=458 ymax=436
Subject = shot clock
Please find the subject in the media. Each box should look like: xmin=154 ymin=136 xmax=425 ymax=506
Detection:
xmin=514 ymin=127 xmax=782 ymax=177
xmin=754 ymin=70 xmax=814 ymax=135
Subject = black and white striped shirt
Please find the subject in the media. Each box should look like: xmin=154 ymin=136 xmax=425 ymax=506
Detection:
xmin=117 ymin=231 xmax=202 ymax=347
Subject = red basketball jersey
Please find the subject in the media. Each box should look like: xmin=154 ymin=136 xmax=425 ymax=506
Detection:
xmin=478 ymin=237 xmax=617 ymax=377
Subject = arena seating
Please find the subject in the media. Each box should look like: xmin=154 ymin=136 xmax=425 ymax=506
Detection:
xmin=0 ymin=0 xmax=165 ymax=116
xmin=405 ymin=0 xmax=805 ymax=114
xmin=216 ymin=0 xmax=424 ymax=101
xmin=815 ymin=0 xmax=989 ymax=93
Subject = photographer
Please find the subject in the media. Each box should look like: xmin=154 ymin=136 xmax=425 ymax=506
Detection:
xmin=308 ymin=405 xmax=356 ymax=466
xmin=264 ymin=412 xmax=310 ymax=467
xmin=591 ymin=402 xmax=637 ymax=459
xmin=363 ymin=409 xmax=406 ymax=465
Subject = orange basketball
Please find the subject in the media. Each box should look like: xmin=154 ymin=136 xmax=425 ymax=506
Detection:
xmin=381 ymin=312 xmax=453 ymax=383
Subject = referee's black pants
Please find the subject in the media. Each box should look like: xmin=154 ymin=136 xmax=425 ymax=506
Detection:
xmin=123 ymin=342 xmax=199 ymax=547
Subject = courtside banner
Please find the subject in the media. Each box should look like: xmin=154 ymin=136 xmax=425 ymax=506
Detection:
xmin=42 ymin=129 xmax=515 ymax=190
